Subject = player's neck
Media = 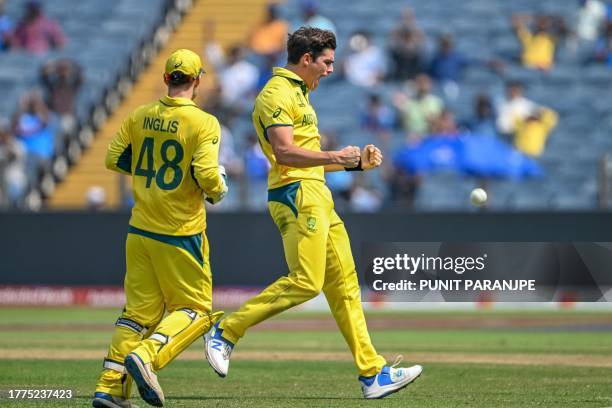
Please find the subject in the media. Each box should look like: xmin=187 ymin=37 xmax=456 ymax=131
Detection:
xmin=284 ymin=64 xmax=307 ymax=83
xmin=167 ymin=87 xmax=194 ymax=100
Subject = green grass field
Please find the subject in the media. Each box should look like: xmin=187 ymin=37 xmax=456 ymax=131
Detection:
xmin=0 ymin=307 xmax=611 ymax=407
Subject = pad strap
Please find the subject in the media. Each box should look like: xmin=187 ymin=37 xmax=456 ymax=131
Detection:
xmin=179 ymin=308 xmax=198 ymax=320
xmin=150 ymin=332 xmax=169 ymax=344
xmin=103 ymin=358 xmax=126 ymax=374
xmin=115 ymin=317 xmax=147 ymax=335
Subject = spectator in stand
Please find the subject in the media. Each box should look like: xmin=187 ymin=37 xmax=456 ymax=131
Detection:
xmin=11 ymin=89 xmax=56 ymax=188
xmin=86 ymin=186 xmax=107 ymax=211
xmin=11 ymin=1 xmax=66 ymax=54
xmin=466 ymin=93 xmax=498 ymax=137
xmin=387 ymin=9 xmax=425 ymax=81
xmin=592 ymin=21 xmax=612 ymax=66
xmin=0 ymin=0 xmax=14 ymax=51
xmin=218 ymin=124 xmax=243 ymax=180
xmin=429 ymin=34 xmax=503 ymax=100
xmin=248 ymin=3 xmax=288 ymax=60
xmin=429 ymin=109 xmax=460 ymax=138
xmin=349 ymin=175 xmax=383 ymax=212
xmin=388 ymin=159 xmax=421 ymax=210
xmin=40 ymin=58 xmax=82 ymax=134
xmin=360 ymin=94 xmax=394 ymax=145
xmin=0 ymin=117 xmax=28 ymax=207
xmin=244 ymin=133 xmax=270 ymax=210
xmin=513 ymin=108 xmax=558 ymax=157
xmin=393 ymin=73 xmax=444 ymax=139
xmin=218 ymin=45 xmax=260 ymax=119
xmin=577 ymin=0 xmax=606 ymax=42
xmin=256 ymin=53 xmax=277 ymax=90
xmin=321 ymin=132 xmax=353 ymax=210
xmin=203 ymin=20 xmax=225 ymax=69
xmin=429 ymin=34 xmax=469 ymax=99
xmin=343 ymin=30 xmax=387 ymax=87
xmin=206 ymin=124 xmax=243 ymax=212
xmin=512 ymin=13 xmax=556 ymax=71
xmin=496 ymin=81 xmax=538 ymax=136
xmin=294 ymin=0 xmax=336 ymax=33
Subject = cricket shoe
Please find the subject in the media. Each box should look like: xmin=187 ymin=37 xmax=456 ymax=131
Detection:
xmin=359 ymin=356 xmax=422 ymax=399
xmin=124 ymin=353 xmax=164 ymax=407
xmin=92 ymin=392 xmax=139 ymax=408
xmin=204 ymin=321 xmax=234 ymax=377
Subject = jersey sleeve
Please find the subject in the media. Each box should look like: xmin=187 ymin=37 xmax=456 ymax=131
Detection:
xmin=191 ymin=116 xmax=227 ymax=201
xmin=105 ymin=114 xmax=133 ymax=175
xmin=257 ymin=87 xmax=295 ymax=138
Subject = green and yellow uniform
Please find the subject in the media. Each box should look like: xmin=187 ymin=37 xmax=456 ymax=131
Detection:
xmin=96 ymin=49 xmax=226 ymax=398
xmin=219 ymin=67 xmax=386 ymax=377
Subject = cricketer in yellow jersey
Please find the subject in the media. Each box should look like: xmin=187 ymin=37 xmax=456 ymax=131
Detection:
xmin=93 ymin=49 xmax=225 ymax=408
xmin=205 ymin=27 xmax=423 ymax=399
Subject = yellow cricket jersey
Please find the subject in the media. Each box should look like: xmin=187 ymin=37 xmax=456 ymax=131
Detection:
xmin=105 ymin=95 xmax=226 ymax=236
xmin=252 ymin=67 xmax=325 ymax=189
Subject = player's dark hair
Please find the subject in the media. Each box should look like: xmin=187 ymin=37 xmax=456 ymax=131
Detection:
xmin=287 ymin=27 xmax=336 ymax=65
xmin=168 ymin=71 xmax=193 ymax=86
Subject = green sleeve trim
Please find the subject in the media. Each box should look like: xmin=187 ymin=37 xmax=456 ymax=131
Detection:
xmin=128 ymin=226 xmax=204 ymax=267
xmin=258 ymin=117 xmax=292 ymax=143
xmin=267 ymin=181 xmax=300 ymax=217
xmin=117 ymin=144 xmax=132 ymax=173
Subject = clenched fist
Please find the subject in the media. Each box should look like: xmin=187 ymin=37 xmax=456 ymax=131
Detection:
xmin=361 ymin=144 xmax=383 ymax=170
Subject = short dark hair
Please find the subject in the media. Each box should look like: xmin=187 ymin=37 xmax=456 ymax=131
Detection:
xmin=168 ymin=71 xmax=193 ymax=86
xmin=287 ymin=27 xmax=336 ymax=65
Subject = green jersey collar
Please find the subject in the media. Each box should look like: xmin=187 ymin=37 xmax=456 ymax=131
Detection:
xmin=272 ymin=67 xmax=309 ymax=95
xmin=160 ymin=95 xmax=197 ymax=107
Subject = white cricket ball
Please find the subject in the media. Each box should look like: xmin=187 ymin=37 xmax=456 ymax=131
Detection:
xmin=470 ymin=188 xmax=487 ymax=206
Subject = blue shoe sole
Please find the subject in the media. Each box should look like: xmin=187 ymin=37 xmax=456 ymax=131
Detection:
xmin=124 ymin=354 xmax=163 ymax=407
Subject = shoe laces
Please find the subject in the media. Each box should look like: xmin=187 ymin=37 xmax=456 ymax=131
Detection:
xmin=391 ymin=355 xmax=404 ymax=368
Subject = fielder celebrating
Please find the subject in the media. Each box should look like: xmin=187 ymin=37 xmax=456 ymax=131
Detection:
xmin=205 ymin=27 xmax=422 ymax=399
xmin=93 ymin=49 xmax=226 ymax=408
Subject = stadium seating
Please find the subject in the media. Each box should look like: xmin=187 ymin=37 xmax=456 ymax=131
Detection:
xmin=286 ymin=0 xmax=611 ymax=210
xmin=0 ymin=0 xmax=167 ymax=208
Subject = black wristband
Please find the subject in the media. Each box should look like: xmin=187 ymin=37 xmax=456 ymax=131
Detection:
xmin=345 ymin=158 xmax=363 ymax=172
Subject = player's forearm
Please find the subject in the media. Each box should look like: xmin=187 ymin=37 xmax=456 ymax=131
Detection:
xmin=195 ymin=167 xmax=226 ymax=198
xmin=324 ymin=164 xmax=346 ymax=172
xmin=274 ymin=144 xmax=338 ymax=168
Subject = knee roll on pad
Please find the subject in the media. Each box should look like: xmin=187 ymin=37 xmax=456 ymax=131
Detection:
xmin=153 ymin=311 xmax=224 ymax=371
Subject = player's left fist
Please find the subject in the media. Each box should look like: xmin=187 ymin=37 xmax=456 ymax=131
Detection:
xmin=361 ymin=144 xmax=383 ymax=170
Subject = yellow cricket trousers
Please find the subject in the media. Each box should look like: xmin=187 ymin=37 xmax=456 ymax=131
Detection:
xmin=220 ymin=179 xmax=386 ymax=376
xmin=96 ymin=227 xmax=213 ymax=396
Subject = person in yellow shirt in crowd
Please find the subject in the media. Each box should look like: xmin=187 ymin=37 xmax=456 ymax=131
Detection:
xmin=249 ymin=3 xmax=289 ymax=57
xmin=512 ymin=14 xmax=556 ymax=70
xmin=514 ymin=107 xmax=558 ymax=157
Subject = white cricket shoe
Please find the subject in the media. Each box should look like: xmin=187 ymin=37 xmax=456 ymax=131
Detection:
xmin=204 ymin=321 xmax=234 ymax=377
xmin=359 ymin=356 xmax=423 ymax=399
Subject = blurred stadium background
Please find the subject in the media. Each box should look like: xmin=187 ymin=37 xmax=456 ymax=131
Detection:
xmin=2 ymin=0 xmax=612 ymax=212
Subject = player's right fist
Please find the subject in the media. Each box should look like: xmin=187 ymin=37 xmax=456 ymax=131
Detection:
xmin=335 ymin=145 xmax=361 ymax=167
